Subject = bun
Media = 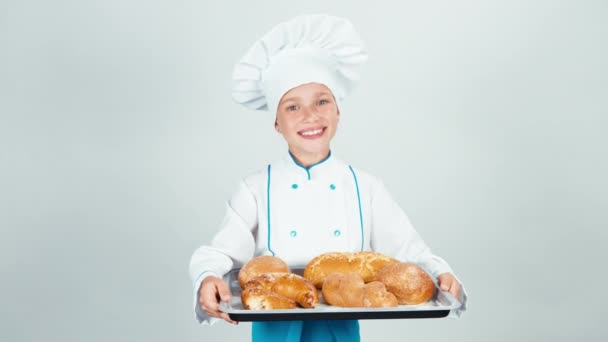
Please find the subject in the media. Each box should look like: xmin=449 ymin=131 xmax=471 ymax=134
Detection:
xmin=241 ymin=272 xmax=319 ymax=309
xmin=238 ymin=255 xmax=289 ymax=289
xmin=304 ymin=251 xmax=398 ymax=288
xmin=321 ymin=273 xmax=398 ymax=307
xmin=375 ymin=263 xmax=435 ymax=305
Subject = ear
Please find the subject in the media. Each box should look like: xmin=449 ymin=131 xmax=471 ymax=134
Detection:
xmin=274 ymin=120 xmax=281 ymax=133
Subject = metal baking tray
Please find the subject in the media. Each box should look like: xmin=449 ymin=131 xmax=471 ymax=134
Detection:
xmin=219 ymin=267 xmax=461 ymax=321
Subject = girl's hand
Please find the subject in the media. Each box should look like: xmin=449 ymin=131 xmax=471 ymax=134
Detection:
xmin=199 ymin=276 xmax=238 ymax=325
xmin=437 ymin=273 xmax=462 ymax=300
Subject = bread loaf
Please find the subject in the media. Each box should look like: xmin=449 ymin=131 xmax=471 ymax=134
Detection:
xmin=321 ymin=273 xmax=398 ymax=308
xmin=361 ymin=281 xmax=399 ymax=308
xmin=375 ymin=263 xmax=435 ymax=305
xmin=321 ymin=273 xmax=364 ymax=307
xmin=304 ymin=251 xmax=398 ymax=288
xmin=238 ymin=255 xmax=290 ymax=289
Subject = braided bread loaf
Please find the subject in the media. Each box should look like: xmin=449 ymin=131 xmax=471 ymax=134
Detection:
xmin=322 ymin=273 xmax=398 ymax=307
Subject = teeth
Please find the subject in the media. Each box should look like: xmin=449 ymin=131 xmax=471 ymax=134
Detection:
xmin=300 ymin=128 xmax=323 ymax=136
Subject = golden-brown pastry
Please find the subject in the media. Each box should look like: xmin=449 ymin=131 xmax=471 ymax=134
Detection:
xmin=242 ymin=272 xmax=319 ymax=309
xmin=238 ymin=255 xmax=290 ymax=289
xmin=304 ymin=251 xmax=398 ymax=288
xmin=375 ymin=263 xmax=435 ymax=305
xmin=240 ymin=287 xmax=297 ymax=310
xmin=321 ymin=273 xmax=398 ymax=308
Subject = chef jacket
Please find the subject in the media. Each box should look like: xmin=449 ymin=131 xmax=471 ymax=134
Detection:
xmin=189 ymin=151 xmax=468 ymax=324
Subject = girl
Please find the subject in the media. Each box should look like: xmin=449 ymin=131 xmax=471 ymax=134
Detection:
xmin=190 ymin=14 xmax=467 ymax=342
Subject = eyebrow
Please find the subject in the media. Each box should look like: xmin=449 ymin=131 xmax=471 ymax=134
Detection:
xmin=281 ymin=91 xmax=332 ymax=103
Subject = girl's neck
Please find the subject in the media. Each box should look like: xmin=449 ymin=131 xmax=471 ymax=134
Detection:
xmin=289 ymin=149 xmax=330 ymax=168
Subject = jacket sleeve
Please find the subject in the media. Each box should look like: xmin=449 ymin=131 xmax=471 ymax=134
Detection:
xmin=369 ymin=179 xmax=468 ymax=318
xmin=189 ymin=180 xmax=258 ymax=324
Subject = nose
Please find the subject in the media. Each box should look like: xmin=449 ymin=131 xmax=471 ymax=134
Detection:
xmin=301 ymin=106 xmax=320 ymax=122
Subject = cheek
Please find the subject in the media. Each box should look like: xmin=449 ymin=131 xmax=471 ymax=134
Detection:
xmin=326 ymin=113 xmax=339 ymax=126
xmin=278 ymin=118 xmax=297 ymax=134
xmin=275 ymin=115 xmax=287 ymax=127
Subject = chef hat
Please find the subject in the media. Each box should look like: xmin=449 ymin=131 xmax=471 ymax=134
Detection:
xmin=232 ymin=14 xmax=368 ymax=113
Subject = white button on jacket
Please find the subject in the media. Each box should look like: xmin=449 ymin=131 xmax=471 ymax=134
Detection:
xmin=189 ymin=152 xmax=467 ymax=324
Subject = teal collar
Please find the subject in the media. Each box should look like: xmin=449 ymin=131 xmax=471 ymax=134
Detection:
xmin=286 ymin=150 xmax=334 ymax=180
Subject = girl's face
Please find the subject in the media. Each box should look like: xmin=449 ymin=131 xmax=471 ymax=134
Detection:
xmin=275 ymin=83 xmax=339 ymax=156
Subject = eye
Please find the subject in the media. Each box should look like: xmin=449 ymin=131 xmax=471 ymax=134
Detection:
xmin=318 ymin=99 xmax=329 ymax=105
xmin=287 ymin=105 xmax=298 ymax=111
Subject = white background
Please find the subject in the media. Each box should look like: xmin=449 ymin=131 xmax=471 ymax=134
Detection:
xmin=1 ymin=0 xmax=607 ymax=341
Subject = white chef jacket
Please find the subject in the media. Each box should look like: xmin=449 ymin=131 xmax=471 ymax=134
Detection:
xmin=189 ymin=152 xmax=468 ymax=324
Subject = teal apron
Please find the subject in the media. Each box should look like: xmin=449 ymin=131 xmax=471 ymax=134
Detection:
xmin=252 ymin=320 xmax=360 ymax=342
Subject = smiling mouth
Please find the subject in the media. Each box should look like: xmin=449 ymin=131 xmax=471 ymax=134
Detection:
xmin=298 ymin=127 xmax=326 ymax=139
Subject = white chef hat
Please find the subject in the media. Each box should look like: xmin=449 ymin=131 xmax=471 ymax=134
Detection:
xmin=232 ymin=14 xmax=368 ymax=113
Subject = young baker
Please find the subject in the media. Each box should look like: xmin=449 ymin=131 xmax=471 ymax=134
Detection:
xmin=190 ymin=14 xmax=468 ymax=342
